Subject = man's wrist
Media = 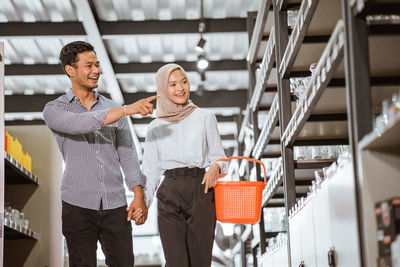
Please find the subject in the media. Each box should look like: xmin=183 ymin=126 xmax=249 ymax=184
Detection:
xmin=132 ymin=185 xmax=144 ymax=197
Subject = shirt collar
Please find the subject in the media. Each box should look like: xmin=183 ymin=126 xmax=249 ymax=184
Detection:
xmin=66 ymin=89 xmax=100 ymax=103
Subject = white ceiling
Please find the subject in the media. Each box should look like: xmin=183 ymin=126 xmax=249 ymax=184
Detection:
xmin=2 ymin=0 xmax=263 ymax=152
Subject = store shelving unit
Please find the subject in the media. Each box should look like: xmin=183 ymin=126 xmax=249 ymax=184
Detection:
xmin=5 ymin=154 xmax=39 ymax=185
xmin=4 ymin=220 xmax=38 ymax=240
xmin=235 ymin=0 xmax=400 ymax=266
xmin=0 ymin=41 xmax=5 ymax=266
xmin=342 ymin=0 xmax=400 ymax=266
xmin=235 ymin=0 xmax=400 ymax=265
xmin=3 ymin=152 xmax=40 ymax=262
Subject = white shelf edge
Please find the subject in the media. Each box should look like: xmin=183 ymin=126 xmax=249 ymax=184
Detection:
xmin=359 ymin=115 xmax=400 ymax=151
xmin=247 ymin=0 xmax=272 ymax=64
xmin=4 ymin=153 xmax=39 ymax=185
xmin=241 ymin=225 xmax=253 ymax=242
xmin=262 ymin=159 xmax=284 ymax=207
xmin=282 ymin=20 xmax=345 ymax=147
xmin=232 ymin=241 xmax=242 ymax=255
xmin=279 ymin=0 xmax=318 ymax=77
xmin=238 ymin=105 xmax=250 ymax=143
xmin=252 ymin=93 xmax=280 ymax=159
xmin=249 ymin=27 xmax=276 ymax=112
xmin=4 ymin=218 xmax=39 ymax=240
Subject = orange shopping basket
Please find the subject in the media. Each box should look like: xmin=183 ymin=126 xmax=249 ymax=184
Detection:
xmin=215 ymin=156 xmax=267 ymax=224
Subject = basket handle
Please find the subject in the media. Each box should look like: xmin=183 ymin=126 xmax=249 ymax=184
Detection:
xmin=216 ymin=156 xmax=267 ymax=185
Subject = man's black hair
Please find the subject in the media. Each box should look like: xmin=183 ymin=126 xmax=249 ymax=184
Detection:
xmin=59 ymin=41 xmax=95 ymax=76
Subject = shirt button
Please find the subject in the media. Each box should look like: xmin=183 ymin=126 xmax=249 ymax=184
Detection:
xmin=100 ymin=164 xmax=103 ymax=168
xmin=96 ymin=151 xmax=99 ymax=154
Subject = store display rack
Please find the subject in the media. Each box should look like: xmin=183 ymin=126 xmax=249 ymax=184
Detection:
xmin=233 ymin=0 xmax=397 ymax=265
xmin=4 ymin=154 xmax=39 ymax=185
xmin=343 ymin=0 xmax=400 ymax=266
xmin=4 ymin=219 xmax=38 ymax=240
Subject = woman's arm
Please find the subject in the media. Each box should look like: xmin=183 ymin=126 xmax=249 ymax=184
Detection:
xmin=202 ymin=113 xmax=228 ymax=193
xmin=142 ymin=125 xmax=162 ymax=208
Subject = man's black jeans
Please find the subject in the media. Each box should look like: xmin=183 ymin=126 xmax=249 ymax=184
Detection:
xmin=62 ymin=201 xmax=134 ymax=267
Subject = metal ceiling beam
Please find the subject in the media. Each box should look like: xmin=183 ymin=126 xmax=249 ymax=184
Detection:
xmin=114 ymin=60 xmax=247 ymax=73
xmin=0 ymin=22 xmax=85 ymax=36
xmin=99 ymin=18 xmax=247 ymax=35
xmin=5 ymin=90 xmax=248 ymax=113
xmin=6 ymin=60 xmax=247 ymax=75
xmin=0 ymin=18 xmax=247 ymax=37
xmin=71 ymin=0 xmax=124 ymax=104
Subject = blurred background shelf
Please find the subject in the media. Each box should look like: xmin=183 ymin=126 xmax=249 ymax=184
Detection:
xmin=4 ymin=154 xmax=39 ymax=185
xmin=4 ymin=220 xmax=38 ymax=240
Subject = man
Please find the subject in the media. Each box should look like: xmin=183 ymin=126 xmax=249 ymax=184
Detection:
xmin=43 ymin=41 xmax=156 ymax=267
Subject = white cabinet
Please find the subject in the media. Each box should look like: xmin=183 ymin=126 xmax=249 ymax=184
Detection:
xmin=328 ymin=164 xmax=361 ymax=266
xmin=313 ymin=181 xmax=334 ymax=267
xmin=299 ymin=201 xmax=317 ymax=266
xmin=260 ymin=244 xmax=288 ymax=267
xmin=288 ymin=162 xmax=361 ymax=267
xmin=289 ymin=210 xmax=303 ymax=266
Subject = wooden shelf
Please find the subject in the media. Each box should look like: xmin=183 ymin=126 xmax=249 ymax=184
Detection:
xmin=4 ymin=219 xmax=38 ymax=240
xmin=359 ymin=115 xmax=400 ymax=155
xmin=4 ymin=154 xmax=38 ymax=185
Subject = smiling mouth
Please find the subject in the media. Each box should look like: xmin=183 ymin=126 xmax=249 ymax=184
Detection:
xmin=175 ymin=92 xmax=186 ymax=97
xmin=88 ymin=76 xmax=99 ymax=81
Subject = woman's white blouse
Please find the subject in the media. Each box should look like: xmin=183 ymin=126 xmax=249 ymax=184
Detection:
xmin=142 ymin=108 xmax=228 ymax=207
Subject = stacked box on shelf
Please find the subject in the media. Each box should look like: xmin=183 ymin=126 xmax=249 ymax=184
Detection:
xmin=5 ymin=130 xmax=33 ymax=172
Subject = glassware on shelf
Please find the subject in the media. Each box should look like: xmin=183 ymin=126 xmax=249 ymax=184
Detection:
xmin=393 ymin=89 xmax=400 ymax=112
xmin=22 ymin=219 xmax=29 ymax=229
xmin=373 ymin=90 xmax=400 ymax=135
xmin=5 ymin=206 xmax=12 ymax=223
xmin=287 ymin=10 xmax=299 ymax=28
xmin=11 ymin=208 xmax=20 ymax=226
xmin=314 ymin=169 xmax=325 ymax=182
xmin=382 ymin=99 xmax=390 ymax=126
xmin=323 ymin=162 xmax=338 ymax=179
xmin=311 ymin=146 xmax=324 ymax=159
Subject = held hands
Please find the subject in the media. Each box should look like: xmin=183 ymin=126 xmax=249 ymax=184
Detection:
xmin=201 ymin=163 xmax=221 ymax=193
xmin=126 ymin=95 xmax=159 ymax=116
xmin=127 ymin=187 xmax=148 ymax=225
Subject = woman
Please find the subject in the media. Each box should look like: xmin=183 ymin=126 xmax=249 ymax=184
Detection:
xmin=142 ymin=63 xmax=228 ymax=266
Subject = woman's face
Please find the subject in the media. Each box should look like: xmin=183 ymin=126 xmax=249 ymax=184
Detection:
xmin=167 ymin=69 xmax=190 ymax=105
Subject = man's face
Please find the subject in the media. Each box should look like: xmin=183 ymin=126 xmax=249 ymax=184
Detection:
xmin=67 ymin=51 xmax=101 ymax=90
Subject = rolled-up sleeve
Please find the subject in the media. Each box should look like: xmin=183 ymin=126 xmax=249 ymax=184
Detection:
xmin=43 ymin=100 xmax=109 ymax=135
xmin=142 ymin=125 xmax=161 ymax=208
xmin=206 ymin=113 xmax=228 ymax=174
xmin=115 ymin=116 xmax=145 ymax=191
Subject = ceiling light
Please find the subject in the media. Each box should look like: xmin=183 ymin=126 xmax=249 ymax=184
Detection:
xmin=197 ymin=55 xmax=209 ymax=70
xmin=195 ymin=37 xmax=206 ymax=52
xmin=200 ymin=72 xmax=206 ymax=82
xmin=196 ymin=84 xmax=205 ymax=96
